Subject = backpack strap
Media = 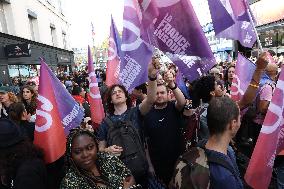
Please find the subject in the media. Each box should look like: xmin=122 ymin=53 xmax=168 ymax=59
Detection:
xmin=104 ymin=116 xmax=114 ymax=129
xmin=197 ymin=143 xmax=240 ymax=180
xmin=206 ymin=154 xmax=238 ymax=177
xmin=125 ymin=108 xmax=136 ymax=121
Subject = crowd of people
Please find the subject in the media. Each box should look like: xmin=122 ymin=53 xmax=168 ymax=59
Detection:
xmin=0 ymin=51 xmax=283 ymax=189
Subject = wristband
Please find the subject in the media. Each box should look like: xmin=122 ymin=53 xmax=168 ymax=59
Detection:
xmin=249 ymin=83 xmax=259 ymax=88
xmin=168 ymin=82 xmax=177 ymax=90
xmin=148 ymin=75 xmax=157 ymax=81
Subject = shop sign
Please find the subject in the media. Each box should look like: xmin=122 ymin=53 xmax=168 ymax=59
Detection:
xmin=5 ymin=43 xmax=31 ymax=58
xmin=57 ymin=54 xmax=70 ymax=63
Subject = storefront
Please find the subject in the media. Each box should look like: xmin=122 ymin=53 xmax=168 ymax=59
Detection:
xmin=250 ymin=0 xmax=284 ymax=56
xmin=0 ymin=32 xmax=74 ymax=85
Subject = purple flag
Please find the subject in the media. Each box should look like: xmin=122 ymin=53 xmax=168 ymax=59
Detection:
xmin=231 ymin=53 xmax=273 ymax=101
xmin=149 ymin=0 xmax=215 ymax=81
xmin=231 ymin=53 xmax=255 ymax=101
xmin=139 ymin=0 xmax=159 ymax=29
xmin=208 ymin=0 xmax=257 ymax=48
xmin=120 ymin=0 xmax=153 ymax=91
xmin=207 ymin=0 xmax=235 ymax=35
xmin=43 ymin=59 xmax=85 ymax=135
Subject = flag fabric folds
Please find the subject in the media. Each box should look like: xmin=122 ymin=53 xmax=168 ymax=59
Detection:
xmin=230 ymin=53 xmax=256 ymax=101
xmin=120 ymin=0 xmax=154 ymax=92
xmin=88 ymin=46 xmax=105 ymax=125
xmin=34 ymin=59 xmax=84 ymax=163
xmin=231 ymin=53 xmax=273 ymax=101
xmin=106 ymin=16 xmax=122 ymax=86
xmin=208 ymin=0 xmax=257 ymax=48
xmin=207 ymin=0 xmax=235 ymax=35
xmin=139 ymin=0 xmax=216 ymax=82
xmin=245 ymin=68 xmax=284 ymax=189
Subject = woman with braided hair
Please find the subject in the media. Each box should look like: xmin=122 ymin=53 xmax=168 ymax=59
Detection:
xmin=60 ymin=128 xmax=142 ymax=189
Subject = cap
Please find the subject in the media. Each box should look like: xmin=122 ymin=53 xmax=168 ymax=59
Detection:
xmin=0 ymin=86 xmax=11 ymax=93
xmin=0 ymin=119 xmax=24 ymax=148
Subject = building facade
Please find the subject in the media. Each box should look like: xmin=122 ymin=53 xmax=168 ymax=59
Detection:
xmin=0 ymin=0 xmax=73 ymax=84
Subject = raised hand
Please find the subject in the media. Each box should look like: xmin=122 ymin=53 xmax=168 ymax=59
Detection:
xmin=164 ymin=70 xmax=175 ymax=88
xmin=148 ymin=57 xmax=161 ymax=79
xmin=256 ymin=52 xmax=270 ymax=70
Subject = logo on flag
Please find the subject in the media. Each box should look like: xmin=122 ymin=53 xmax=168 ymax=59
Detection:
xmin=34 ymin=59 xmax=84 ymax=163
xmin=245 ymin=68 xmax=284 ymax=189
xmin=139 ymin=0 xmax=216 ymax=81
xmin=120 ymin=0 xmax=153 ymax=91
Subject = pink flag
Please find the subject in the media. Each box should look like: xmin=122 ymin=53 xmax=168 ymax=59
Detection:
xmin=106 ymin=16 xmax=121 ymax=86
xmin=87 ymin=46 xmax=105 ymax=127
xmin=34 ymin=59 xmax=66 ymax=163
xmin=245 ymin=68 xmax=284 ymax=189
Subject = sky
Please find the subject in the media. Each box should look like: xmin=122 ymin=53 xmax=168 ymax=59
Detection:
xmin=65 ymin=0 xmax=211 ymax=49
xmin=65 ymin=0 xmax=124 ymax=48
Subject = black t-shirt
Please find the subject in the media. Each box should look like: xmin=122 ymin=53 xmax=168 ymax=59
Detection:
xmin=143 ymin=101 xmax=182 ymax=162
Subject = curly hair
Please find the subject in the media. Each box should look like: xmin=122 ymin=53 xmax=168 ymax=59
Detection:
xmin=194 ymin=75 xmax=216 ymax=103
xmin=20 ymin=85 xmax=37 ymax=115
xmin=0 ymin=139 xmax=43 ymax=179
xmin=65 ymin=128 xmax=107 ymax=187
xmin=106 ymin=84 xmax=132 ymax=114
xmin=7 ymin=92 xmax=18 ymax=103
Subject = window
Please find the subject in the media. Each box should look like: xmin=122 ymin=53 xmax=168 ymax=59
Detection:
xmin=0 ymin=2 xmax=7 ymax=33
xmin=62 ymin=32 xmax=67 ymax=49
xmin=28 ymin=16 xmax=35 ymax=40
xmin=27 ymin=9 xmax=38 ymax=41
xmin=50 ymin=24 xmax=57 ymax=46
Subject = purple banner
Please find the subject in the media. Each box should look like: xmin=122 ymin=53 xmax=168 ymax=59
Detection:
xmin=148 ymin=0 xmax=216 ymax=81
xmin=120 ymin=0 xmax=153 ymax=91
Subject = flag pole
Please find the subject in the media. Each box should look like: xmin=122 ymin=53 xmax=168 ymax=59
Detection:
xmin=246 ymin=5 xmax=263 ymax=53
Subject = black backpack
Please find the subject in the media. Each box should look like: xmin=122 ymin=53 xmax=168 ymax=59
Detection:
xmin=104 ymin=108 xmax=148 ymax=178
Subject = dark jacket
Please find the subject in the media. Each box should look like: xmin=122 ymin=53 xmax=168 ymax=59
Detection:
xmin=11 ymin=158 xmax=47 ymax=189
xmin=19 ymin=120 xmax=35 ymax=142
